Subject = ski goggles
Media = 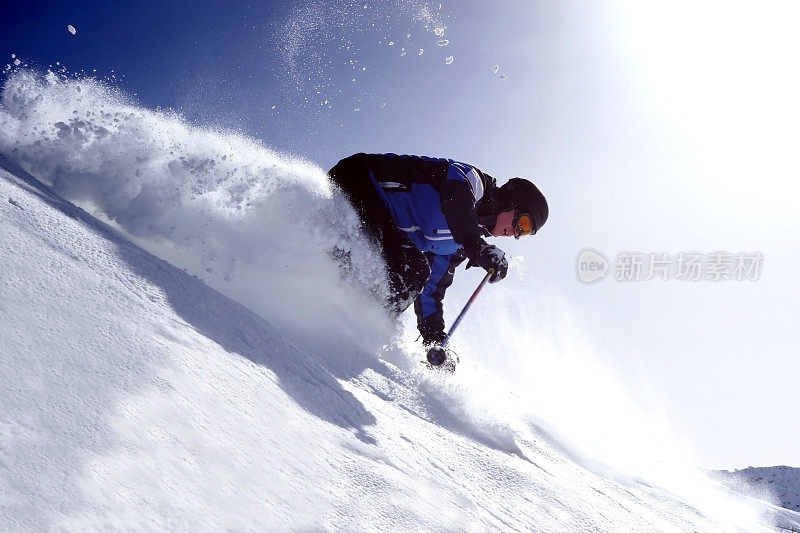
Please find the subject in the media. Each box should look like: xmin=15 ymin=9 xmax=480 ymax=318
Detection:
xmin=513 ymin=212 xmax=537 ymax=238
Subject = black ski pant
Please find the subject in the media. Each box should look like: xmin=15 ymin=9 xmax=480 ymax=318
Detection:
xmin=328 ymin=154 xmax=430 ymax=313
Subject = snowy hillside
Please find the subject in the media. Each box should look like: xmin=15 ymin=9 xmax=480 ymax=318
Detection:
xmin=1 ymin=70 xmax=799 ymax=531
xmin=713 ymin=466 xmax=800 ymax=514
xmin=0 ymin=152 xmax=769 ymax=533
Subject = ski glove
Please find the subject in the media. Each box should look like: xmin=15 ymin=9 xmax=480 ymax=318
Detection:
xmin=419 ymin=321 xmax=447 ymax=347
xmin=467 ymin=243 xmax=508 ymax=283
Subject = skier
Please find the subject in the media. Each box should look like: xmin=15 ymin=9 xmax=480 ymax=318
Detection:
xmin=328 ymin=152 xmax=548 ymax=353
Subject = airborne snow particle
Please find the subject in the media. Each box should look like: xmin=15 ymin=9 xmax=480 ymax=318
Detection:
xmin=13 ymin=59 xmax=21 ymax=66
xmin=499 ymin=74 xmax=508 ymax=80
xmin=444 ymin=56 xmax=454 ymax=65
xmin=436 ymin=39 xmax=449 ymax=47
xmin=418 ymin=49 xmax=424 ymax=55
xmin=380 ymin=102 xmax=386 ymax=108
xmin=389 ymin=41 xmax=394 ymax=46
xmin=67 ymin=25 xmax=76 ymax=35
xmin=493 ymin=64 xmax=499 ymax=74
xmin=11 ymin=54 xmax=15 ymax=59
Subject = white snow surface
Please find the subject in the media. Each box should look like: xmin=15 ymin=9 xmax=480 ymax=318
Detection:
xmin=1 ymin=70 xmax=798 ymax=530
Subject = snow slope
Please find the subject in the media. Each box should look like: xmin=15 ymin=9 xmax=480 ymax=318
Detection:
xmin=713 ymin=466 xmax=800 ymax=514
xmin=0 ymin=153 xmax=749 ymax=532
xmin=1 ymin=70 xmax=799 ymax=531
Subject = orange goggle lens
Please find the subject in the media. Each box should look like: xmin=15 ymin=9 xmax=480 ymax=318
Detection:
xmin=514 ymin=212 xmax=536 ymax=237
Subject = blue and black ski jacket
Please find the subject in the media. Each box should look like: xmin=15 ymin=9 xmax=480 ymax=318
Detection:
xmin=361 ymin=153 xmax=496 ymax=336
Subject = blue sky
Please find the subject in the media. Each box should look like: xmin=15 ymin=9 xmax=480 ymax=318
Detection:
xmin=3 ymin=1 xmax=623 ymax=167
xmin=3 ymin=1 xmax=799 ymax=469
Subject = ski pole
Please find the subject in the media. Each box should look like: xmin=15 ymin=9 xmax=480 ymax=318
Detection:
xmin=443 ymin=269 xmax=493 ymax=346
xmin=426 ymin=269 xmax=493 ymax=366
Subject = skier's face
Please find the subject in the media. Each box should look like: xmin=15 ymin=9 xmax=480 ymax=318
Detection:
xmin=492 ymin=210 xmax=535 ymax=239
xmin=491 ymin=210 xmax=518 ymax=238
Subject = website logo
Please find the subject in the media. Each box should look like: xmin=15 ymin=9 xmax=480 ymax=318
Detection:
xmin=577 ymin=249 xmax=609 ymax=283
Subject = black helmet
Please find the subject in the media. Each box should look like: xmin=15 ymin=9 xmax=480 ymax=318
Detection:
xmin=497 ymin=178 xmax=548 ymax=234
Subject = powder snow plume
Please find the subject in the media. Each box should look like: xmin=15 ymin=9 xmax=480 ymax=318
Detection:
xmin=0 ymin=70 xmax=391 ymax=354
xmin=0 ymin=69 xmax=777 ymax=530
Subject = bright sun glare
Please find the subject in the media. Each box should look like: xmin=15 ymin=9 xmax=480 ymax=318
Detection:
xmin=617 ymin=1 xmax=800 ymax=224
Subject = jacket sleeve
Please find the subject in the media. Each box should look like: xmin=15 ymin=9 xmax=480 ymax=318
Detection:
xmin=440 ymin=164 xmax=488 ymax=260
xmin=414 ymin=249 xmax=467 ymax=339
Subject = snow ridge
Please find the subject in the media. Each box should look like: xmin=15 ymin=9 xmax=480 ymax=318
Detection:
xmin=713 ymin=466 xmax=800 ymax=513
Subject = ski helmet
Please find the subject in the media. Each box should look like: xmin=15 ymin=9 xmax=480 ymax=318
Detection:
xmin=497 ymin=178 xmax=548 ymax=235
